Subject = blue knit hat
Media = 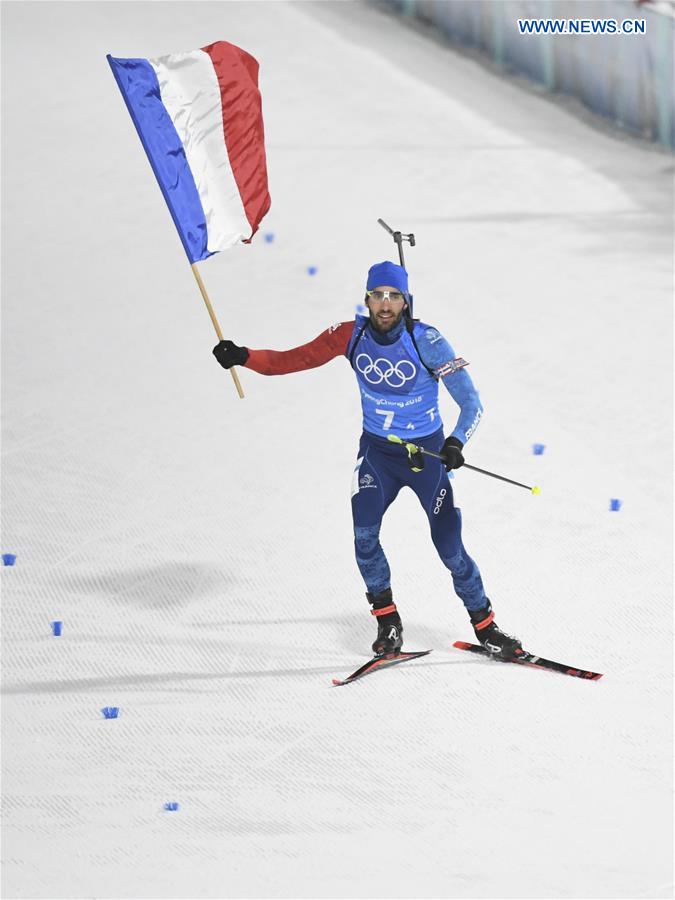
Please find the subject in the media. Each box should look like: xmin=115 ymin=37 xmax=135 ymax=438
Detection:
xmin=366 ymin=261 xmax=409 ymax=294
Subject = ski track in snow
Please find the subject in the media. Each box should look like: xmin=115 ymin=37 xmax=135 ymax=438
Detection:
xmin=1 ymin=2 xmax=672 ymax=899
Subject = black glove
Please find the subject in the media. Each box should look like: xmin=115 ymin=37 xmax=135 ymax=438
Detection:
xmin=440 ymin=436 xmax=465 ymax=470
xmin=213 ymin=340 xmax=249 ymax=369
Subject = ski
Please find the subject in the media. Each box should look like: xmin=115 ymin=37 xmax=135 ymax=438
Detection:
xmin=453 ymin=641 xmax=603 ymax=680
xmin=332 ymin=650 xmax=431 ymax=686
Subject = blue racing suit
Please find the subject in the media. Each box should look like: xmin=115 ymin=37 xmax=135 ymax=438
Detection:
xmin=346 ymin=316 xmax=488 ymax=611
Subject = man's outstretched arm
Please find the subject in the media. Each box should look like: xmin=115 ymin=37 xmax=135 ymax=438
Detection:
xmin=213 ymin=322 xmax=355 ymax=375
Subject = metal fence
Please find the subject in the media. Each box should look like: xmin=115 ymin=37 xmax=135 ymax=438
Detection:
xmin=380 ymin=0 xmax=674 ymax=148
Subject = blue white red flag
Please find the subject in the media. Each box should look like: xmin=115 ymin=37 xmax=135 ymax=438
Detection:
xmin=107 ymin=41 xmax=271 ymax=264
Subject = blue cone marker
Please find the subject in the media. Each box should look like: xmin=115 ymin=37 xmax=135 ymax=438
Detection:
xmin=164 ymin=802 xmax=180 ymax=812
xmin=264 ymin=232 xmax=274 ymax=243
xmin=307 ymin=266 xmax=317 ymax=276
xmin=101 ymin=707 xmax=119 ymax=719
xmin=610 ymin=499 xmax=622 ymax=511
xmin=2 ymin=553 xmax=17 ymax=566
xmin=533 ymin=444 xmax=546 ymax=456
xmin=51 ymin=621 xmax=62 ymax=636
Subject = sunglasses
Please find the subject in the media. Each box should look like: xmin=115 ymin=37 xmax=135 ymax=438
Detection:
xmin=366 ymin=290 xmax=406 ymax=304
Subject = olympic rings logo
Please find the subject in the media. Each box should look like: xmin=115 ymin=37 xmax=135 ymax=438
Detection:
xmin=355 ymin=353 xmax=417 ymax=388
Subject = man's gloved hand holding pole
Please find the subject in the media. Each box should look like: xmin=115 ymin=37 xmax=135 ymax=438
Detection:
xmin=213 ymin=341 xmax=249 ymax=369
xmin=440 ymin=436 xmax=465 ymax=471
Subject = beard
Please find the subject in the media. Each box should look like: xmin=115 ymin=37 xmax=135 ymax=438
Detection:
xmin=368 ymin=305 xmax=408 ymax=334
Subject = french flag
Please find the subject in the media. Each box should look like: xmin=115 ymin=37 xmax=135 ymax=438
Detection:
xmin=107 ymin=41 xmax=271 ymax=264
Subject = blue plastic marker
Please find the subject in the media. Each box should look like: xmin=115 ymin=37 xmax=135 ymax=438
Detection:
xmin=307 ymin=266 xmax=317 ymax=276
xmin=2 ymin=553 xmax=17 ymax=566
xmin=164 ymin=802 xmax=180 ymax=812
xmin=533 ymin=444 xmax=546 ymax=456
xmin=101 ymin=707 xmax=119 ymax=719
xmin=264 ymin=232 xmax=274 ymax=243
xmin=610 ymin=499 xmax=622 ymax=511
xmin=51 ymin=621 xmax=63 ymax=636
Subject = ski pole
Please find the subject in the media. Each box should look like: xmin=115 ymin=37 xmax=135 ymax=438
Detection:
xmin=386 ymin=435 xmax=541 ymax=495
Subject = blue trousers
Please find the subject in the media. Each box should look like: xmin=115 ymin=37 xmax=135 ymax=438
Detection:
xmin=351 ymin=429 xmax=488 ymax=612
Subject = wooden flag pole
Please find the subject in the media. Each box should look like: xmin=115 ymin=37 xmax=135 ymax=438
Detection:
xmin=191 ymin=263 xmax=245 ymax=399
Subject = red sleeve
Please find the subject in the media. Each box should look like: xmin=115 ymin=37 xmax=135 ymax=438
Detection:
xmin=244 ymin=321 xmax=355 ymax=375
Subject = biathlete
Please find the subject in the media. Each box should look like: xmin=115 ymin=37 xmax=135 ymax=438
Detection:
xmin=213 ymin=260 xmax=522 ymax=659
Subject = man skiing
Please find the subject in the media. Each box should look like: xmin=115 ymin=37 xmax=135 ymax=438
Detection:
xmin=213 ymin=260 xmax=522 ymax=659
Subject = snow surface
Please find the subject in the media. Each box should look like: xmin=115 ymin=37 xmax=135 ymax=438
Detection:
xmin=1 ymin=2 xmax=673 ymax=898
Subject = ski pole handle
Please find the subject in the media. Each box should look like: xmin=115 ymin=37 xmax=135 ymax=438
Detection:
xmin=386 ymin=435 xmax=540 ymax=494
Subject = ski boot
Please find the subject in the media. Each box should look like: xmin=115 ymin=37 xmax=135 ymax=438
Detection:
xmin=367 ymin=588 xmax=403 ymax=657
xmin=469 ymin=602 xmax=523 ymax=660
